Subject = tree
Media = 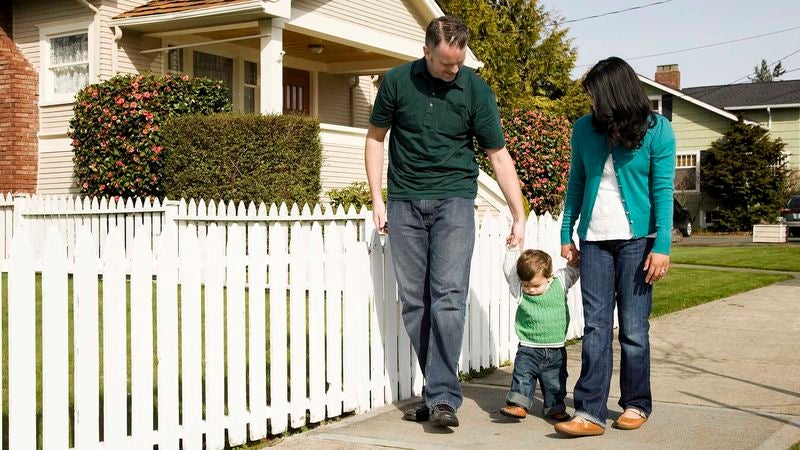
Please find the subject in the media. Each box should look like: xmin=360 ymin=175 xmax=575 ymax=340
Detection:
xmin=700 ymin=121 xmax=788 ymax=231
xmin=438 ymin=0 xmax=589 ymax=119
xmin=749 ymin=59 xmax=785 ymax=82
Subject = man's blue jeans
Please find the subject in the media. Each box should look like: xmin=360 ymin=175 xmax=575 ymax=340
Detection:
xmin=506 ymin=346 xmax=568 ymax=416
xmin=387 ymin=198 xmax=475 ymax=410
xmin=573 ymin=238 xmax=654 ymax=427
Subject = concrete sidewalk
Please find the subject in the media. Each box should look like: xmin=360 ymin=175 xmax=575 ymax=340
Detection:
xmin=272 ymin=279 xmax=800 ymax=449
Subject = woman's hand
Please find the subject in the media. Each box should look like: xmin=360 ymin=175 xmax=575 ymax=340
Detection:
xmin=561 ymin=243 xmax=579 ymax=266
xmin=644 ymin=252 xmax=670 ymax=284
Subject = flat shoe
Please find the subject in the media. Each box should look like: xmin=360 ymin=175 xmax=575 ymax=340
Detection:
xmin=554 ymin=417 xmax=605 ymax=437
xmin=499 ymin=405 xmax=527 ymax=419
xmin=431 ymin=404 xmax=459 ymax=427
xmin=613 ymin=409 xmax=647 ymax=430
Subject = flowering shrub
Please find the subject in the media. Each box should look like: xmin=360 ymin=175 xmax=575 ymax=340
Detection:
xmin=69 ymin=73 xmax=231 ymax=198
xmin=477 ymin=109 xmax=572 ymax=216
xmin=326 ymin=182 xmax=387 ymax=210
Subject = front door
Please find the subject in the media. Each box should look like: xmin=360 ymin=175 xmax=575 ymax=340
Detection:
xmin=283 ymin=68 xmax=310 ymax=115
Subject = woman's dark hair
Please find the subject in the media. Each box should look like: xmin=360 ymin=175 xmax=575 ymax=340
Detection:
xmin=583 ymin=57 xmax=656 ymax=150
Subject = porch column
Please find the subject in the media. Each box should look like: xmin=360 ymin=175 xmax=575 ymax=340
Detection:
xmin=259 ymin=18 xmax=284 ymax=114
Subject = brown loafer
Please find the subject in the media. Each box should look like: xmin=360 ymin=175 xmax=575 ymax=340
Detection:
xmin=499 ymin=405 xmax=527 ymax=418
xmin=613 ymin=409 xmax=647 ymax=430
xmin=554 ymin=417 xmax=605 ymax=436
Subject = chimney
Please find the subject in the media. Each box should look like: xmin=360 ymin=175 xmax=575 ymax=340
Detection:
xmin=655 ymin=64 xmax=680 ymax=90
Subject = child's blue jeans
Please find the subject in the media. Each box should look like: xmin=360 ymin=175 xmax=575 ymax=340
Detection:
xmin=506 ymin=345 xmax=568 ymax=416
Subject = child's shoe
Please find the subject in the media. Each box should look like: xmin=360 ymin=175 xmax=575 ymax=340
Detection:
xmin=499 ymin=405 xmax=527 ymax=418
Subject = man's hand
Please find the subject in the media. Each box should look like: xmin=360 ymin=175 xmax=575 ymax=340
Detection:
xmin=644 ymin=252 xmax=670 ymax=284
xmin=372 ymin=198 xmax=388 ymax=234
xmin=506 ymin=219 xmax=525 ymax=249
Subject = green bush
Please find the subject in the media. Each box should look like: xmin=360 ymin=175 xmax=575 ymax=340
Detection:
xmin=477 ymin=109 xmax=572 ymax=216
xmin=326 ymin=182 xmax=387 ymax=210
xmin=701 ymin=121 xmax=788 ymax=230
xmin=161 ymin=113 xmax=322 ymax=205
xmin=70 ymin=73 xmax=231 ymax=198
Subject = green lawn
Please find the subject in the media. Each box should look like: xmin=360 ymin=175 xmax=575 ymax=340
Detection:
xmin=671 ymin=245 xmax=800 ymax=272
xmin=652 ymin=267 xmax=792 ymax=317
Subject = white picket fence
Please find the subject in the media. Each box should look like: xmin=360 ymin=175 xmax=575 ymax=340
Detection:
xmin=0 ymin=193 xmax=585 ymax=449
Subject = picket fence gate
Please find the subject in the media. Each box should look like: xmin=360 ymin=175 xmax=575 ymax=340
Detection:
xmin=0 ymin=193 xmax=585 ymax=450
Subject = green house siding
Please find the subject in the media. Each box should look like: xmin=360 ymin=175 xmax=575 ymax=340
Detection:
xmin=737 ymin=108 xmax=800 ymax=170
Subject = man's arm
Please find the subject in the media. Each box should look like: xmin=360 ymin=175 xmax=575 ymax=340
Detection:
xmin=365 ymin=125 xmax=389 ymax=233
xmin=486 ymin=147 xmax=526 ymax=248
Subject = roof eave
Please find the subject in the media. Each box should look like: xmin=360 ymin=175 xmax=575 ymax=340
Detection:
xmin=724 ymin=103 xmax=800 ymax=110
xmin=638 ymin=75 xmax=740 ymax=122
xmin=110 ymin=0 xmax=289 ymax=27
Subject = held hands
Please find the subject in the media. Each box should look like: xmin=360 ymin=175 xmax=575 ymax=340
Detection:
xmin=505 ymin=220 xmax=525 ymax=249
xmin=561 ymin=243 xmax=580 ymax=267
xmin=644 ymin=252 xmax=670 ymax=284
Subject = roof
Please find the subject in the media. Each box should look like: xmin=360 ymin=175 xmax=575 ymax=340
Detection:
xmin=114 ymin=0 xmax=253 ymax=19
xmin=637 ymin=74 xmax=740 ymax=122
xmin=682 ymin=79 xmax=800 ymax=110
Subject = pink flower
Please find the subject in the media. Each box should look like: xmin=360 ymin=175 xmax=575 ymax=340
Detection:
xmin=116 ymin=97 xmax=125 ymax=105
xmin=111 ymin=115 xmax=117 ymax=121
xmin=153 ymin=145 xmax=162 ymax=154
xmin=100 ymin=184 xmax=106 ymax=191
xmin=115 ymin=160 xmax=124 ymax=167
xmin=143 ymin=92 xmax=151 ymax=98
xmin=130 ymin=102 xmax=138 ymax=109
xmin=82 ymin=182 xmax=89 ymax=189
xmin=181 ymin=74 xmax=189 ymax=81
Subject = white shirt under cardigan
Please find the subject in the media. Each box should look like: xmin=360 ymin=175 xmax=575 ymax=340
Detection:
xmin=585 ymin=154 xmax=634 ymax=241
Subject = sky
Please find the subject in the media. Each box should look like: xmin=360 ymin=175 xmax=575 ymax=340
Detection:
xmin=541 ymin=0 xmax=800 ymax=88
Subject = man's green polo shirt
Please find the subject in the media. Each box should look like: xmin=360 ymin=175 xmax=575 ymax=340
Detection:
xmin=369 ymin=58 xmax=505 ymax=200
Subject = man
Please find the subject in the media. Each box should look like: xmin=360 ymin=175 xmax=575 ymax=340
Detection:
xmin=365 ymin=16 xmax=526 ymax=427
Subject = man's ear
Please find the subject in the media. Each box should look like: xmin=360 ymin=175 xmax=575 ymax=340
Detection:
xmin=423 ymin=45 xmax=431 ymax=59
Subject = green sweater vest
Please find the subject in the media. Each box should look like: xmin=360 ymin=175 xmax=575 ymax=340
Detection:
xmin=515 ymin=278 xmax=570 ymax=347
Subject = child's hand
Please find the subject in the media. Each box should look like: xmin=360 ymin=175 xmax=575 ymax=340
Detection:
xmin=568 ymin=251 xmax=581 ymax=267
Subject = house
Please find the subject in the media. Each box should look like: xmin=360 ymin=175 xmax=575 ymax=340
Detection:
xmin=0 ymin=0 xmax=510 ymax=216
xmin=639 ymin=64 xmax=799 ymax=228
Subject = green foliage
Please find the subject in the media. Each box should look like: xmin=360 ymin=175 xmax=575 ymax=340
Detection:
xmin=701 ymin=121 xmax=789 ymax=230
xmin=161 ymin=114 xmax=322 ymax=205
xmin=326 ymin=182 xmax=386 ymax=210
xmin=478 ymin=109 xmax=572 ymax=216
xmin=437 ymin=0 xmax=590 ymax=119
xmin=70 ymin=73 xmax=231 ymax=198
xmin=749 ymin=59 xmax=785 ymax=83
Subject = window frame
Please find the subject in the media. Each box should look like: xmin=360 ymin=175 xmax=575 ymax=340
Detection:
xmin=648 ymin=95 xmax=662 ymax=114
xmin=674 ymin=150 xmax=701 ymax=193
xmin=37 ymin=18 xmax=96 ymax=106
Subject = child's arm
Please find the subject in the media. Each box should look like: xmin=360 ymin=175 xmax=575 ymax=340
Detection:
xmin=556 ymin=256 xmax=580 ymax=290
xmin=504 ymin=246 xmax=522 ymax=299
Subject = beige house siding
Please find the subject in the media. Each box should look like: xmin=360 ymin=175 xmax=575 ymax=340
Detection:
xmin=318 ymin=72 xmax=351 ymax=126
xmin=293 ymin=0 xmax=426 ymax=42
xmin=353 ymin=75 xmax=377 ymax=129
xmin=98 ymin=0 xmax=158 ymax=78
xmin=37 ymin=150 xmax=79 ymax=194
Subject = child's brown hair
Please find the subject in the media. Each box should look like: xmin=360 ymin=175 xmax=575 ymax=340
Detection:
xmin=516 ymin=249 xmax=553 ymax=281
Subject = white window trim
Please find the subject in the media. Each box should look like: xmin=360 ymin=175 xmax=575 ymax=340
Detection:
xmin=675 ymin=150 xmax=701 ymax=193
xmin=37 ymin=18 xmax=97 ymax=106
xmin=648 ymin=95 xmax=662 ymax=114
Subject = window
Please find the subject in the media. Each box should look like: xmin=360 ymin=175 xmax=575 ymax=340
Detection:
xmin=167 ymin=47 xmax=184 ymax=74
xmin=649 ymin=95 xmax=662 ymax=114
xmin=675 ymin=152 xmax=699 ymax=192
xmin=243 ymin=61 xmax=258 ymax=113
xmin=193 ymin=51 xmax=233 ymax=102
xmin=38 ymin=20 xmax=94 ymax=104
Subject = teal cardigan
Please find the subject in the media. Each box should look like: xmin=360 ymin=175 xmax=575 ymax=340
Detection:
xmin=560 ymin=114 xmax=676 ymax=255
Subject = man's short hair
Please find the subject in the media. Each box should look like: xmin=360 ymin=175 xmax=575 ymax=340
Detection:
xmin=425 ymin=16 xmax=469 ymax=50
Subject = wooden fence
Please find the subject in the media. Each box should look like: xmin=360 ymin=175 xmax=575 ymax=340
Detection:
xmin=0 ymin=193 xmax=584 ymax=449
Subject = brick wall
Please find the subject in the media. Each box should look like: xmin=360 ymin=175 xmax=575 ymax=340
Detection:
xmin=0 ymin=2 xmax=40 ymax=194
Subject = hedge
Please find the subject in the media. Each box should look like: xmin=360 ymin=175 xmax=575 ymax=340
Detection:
xmin=70 ymin=73 xmax=231 ymax=198
xmin=161 ymin=114 xmax=322 ymax=205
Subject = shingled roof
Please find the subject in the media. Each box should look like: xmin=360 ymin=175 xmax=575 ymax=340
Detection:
xmin=682 ymin=79 xmax=800 ymax=109
xmin=114 ymin=0 xmax=253 ymax=19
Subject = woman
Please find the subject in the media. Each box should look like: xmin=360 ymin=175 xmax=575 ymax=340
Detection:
xmin=555 ymin=57 xmax=676 ymax=437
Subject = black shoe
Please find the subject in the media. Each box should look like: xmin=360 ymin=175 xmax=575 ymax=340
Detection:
xmin=402 ymin=402 xmax=430 ymax=422
xmin=431 ymin=404 xmax=459 ymax=427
